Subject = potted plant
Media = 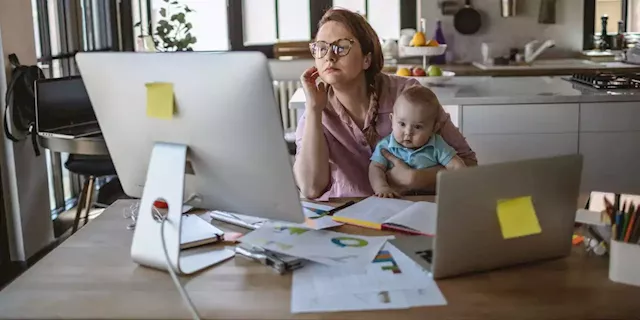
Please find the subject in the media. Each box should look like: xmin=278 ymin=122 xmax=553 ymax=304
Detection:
xmin=135 ymin=0 xmax=197 ymax=51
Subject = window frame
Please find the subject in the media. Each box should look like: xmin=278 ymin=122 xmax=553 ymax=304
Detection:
xmin=583 ymin=0 xmax=633 ymax=50
xmin=228 ymin=0 xmax=417 ymax=58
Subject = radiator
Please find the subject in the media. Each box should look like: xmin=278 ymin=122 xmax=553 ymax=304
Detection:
xmin=273 ymin=80 xmax=302 ymax=133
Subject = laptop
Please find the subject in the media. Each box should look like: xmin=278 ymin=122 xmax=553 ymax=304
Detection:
xmin=391 ymin=154 xmax=583 ymax=279
xmin=35 ymin=76 xmax=101 ymax=139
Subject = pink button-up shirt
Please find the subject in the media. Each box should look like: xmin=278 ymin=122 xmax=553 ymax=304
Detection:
xmin=295 ymin=73 xmax=476 ymax=200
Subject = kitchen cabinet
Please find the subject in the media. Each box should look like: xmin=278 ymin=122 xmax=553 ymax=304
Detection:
xmin=580 ymin=102 xmax=640 ymax=132
xmin=579 ymin=102 xmax=640 ymax=192
xmin=462 ymin=103 xmax=579 ymax=135
xmin=579 ymin=132 xmax=640 ymax=193
xmin=466 ymin=133 xmax=578 ymax=165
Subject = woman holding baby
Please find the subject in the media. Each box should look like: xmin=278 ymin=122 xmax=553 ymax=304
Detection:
xmin=294 ymin=8 xmax=476 ymax=200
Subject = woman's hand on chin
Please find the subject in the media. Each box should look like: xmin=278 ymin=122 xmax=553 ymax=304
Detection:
xmin=300 ymin=66 xmax=328 ymax=115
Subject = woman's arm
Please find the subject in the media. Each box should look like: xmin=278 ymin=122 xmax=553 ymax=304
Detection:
xmin=437 ymin=111 xmax=478 ymax=166
xmin=293 ymin=111 xmax=330 ymax=199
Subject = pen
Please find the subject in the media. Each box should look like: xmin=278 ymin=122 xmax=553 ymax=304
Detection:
xmin=325 ymin=200 xmax=356 ymax=216
xmin=614 ymin=193 xmax=621 ymax=212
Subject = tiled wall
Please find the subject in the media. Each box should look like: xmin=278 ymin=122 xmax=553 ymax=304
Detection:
xmin=419 ymin=0 xmax=584 ymax=63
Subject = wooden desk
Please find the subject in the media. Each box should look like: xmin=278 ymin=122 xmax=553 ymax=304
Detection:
xmin=1 ymin=198 xmax=639 ymax=319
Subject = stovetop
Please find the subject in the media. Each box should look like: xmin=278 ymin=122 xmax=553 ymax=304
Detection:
xmin=569 ymin=72 xmax=640 ymax=89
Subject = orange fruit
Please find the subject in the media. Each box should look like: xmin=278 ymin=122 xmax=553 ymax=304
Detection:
xmin=426 ymin=39 xmax=439 ymax=47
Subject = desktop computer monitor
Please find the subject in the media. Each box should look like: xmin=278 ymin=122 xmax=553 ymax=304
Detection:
xmin=75 ymin=51 xmax=304 ymax=224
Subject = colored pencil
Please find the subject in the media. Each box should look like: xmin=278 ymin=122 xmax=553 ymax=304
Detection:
xmin=624 ymin=207 xmax=637 ymax=242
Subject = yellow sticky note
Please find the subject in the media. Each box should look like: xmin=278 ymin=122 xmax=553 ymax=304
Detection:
xmin=496 ymin=196 xmax=542 ymax=239
xmin=146 ymin=82 xmax=175 ymax=119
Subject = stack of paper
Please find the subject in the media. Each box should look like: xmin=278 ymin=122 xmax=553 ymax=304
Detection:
xmin=239 ymin=222 xmax=389 ymax=269
xmin=291 ymin=242 xmax=447 ymax=313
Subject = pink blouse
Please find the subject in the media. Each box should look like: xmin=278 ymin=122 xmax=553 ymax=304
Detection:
xmin=295 ymin=73 xmax=476 ymax=200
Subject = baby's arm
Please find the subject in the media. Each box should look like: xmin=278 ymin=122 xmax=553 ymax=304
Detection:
xmin=369 ymin=161 xmax=400 ymax=198
xmin=444 ymin=155 xmax=466 ymax=170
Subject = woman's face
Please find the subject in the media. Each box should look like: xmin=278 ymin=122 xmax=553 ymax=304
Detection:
xmin=314 ymin=21 xmax=371 ymax=87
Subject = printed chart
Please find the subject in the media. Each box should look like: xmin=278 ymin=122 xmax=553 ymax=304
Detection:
xmin=239 ymin=222 xmax=389 ymax=268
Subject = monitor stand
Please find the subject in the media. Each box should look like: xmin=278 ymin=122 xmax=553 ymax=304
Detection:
xmin=130 ymin=142 xmax=234 ymax=275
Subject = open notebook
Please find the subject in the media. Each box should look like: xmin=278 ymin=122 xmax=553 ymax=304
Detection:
xmin=180 ymin=214 xmax=225 ymax=249
xmin=332 ymin=197 xmax=437 ymax=235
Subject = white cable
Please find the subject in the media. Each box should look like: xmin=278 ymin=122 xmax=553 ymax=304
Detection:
xmin=160 ymin=217 xmax=202 ymax=320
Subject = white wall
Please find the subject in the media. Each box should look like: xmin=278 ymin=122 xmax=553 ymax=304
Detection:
xmin=0 ymin=1 xmax=54 ymax=261
xmin=419 ymin=0 xmax=584 ymax=63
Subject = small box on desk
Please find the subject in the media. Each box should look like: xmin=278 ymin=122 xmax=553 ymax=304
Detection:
xmin=609 ymin=240 xmax=640 ymax=287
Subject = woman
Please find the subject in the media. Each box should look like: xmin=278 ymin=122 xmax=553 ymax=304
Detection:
xmin=294 ymin=8 xmax=476 ymax=200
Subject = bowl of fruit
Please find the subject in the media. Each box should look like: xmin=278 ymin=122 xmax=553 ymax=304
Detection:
xmin=399 ymin=31 xmax=447 ymax=57
xmin=396 ymin=65 xmax=455 ymax=85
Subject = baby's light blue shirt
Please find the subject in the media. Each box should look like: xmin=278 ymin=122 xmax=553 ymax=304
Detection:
xmin=370 ymin=134 xmax=456 ymax=169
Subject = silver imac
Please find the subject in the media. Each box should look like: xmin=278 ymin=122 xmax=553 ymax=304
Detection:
xmin=76 ymin=51 xmax=304 ymax=274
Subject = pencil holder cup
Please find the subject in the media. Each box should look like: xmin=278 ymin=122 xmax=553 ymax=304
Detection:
xmin=609 ymin=240 xmax=640 ymax=287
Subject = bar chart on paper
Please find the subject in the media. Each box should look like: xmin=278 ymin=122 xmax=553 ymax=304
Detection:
xmin=291 ymin=243 xmax=447 ymax=313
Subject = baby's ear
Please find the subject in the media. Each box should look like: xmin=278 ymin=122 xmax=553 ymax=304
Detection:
xmin=389 ymin=113 xmax=394 ymax=121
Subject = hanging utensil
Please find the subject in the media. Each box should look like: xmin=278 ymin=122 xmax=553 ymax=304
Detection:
xmin=454 ymin=0 xmax=481 ymax=35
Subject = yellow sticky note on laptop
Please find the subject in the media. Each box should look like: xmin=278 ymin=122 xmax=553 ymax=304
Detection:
xmin=496 ymin=196 xmax=542 ymax=239
xmin=146 ymin=82 xmax=174 ymax=119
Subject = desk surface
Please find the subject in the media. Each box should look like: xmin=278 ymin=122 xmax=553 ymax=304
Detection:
xmin=1 ymin=198 xmax=639 ymax=320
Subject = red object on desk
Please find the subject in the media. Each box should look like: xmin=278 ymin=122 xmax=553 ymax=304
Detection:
xmin=153 ymin=200 xmax=168 ymax=209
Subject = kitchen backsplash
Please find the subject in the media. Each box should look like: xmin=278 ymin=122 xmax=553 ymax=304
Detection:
xmin=418 ymin=0 xmax=584 ymax=63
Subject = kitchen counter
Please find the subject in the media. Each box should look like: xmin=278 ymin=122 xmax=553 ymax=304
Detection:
xmin=289 ymin=76 xmax=640 ymax=108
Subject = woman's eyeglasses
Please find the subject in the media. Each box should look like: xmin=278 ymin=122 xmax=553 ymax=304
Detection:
xmin=309 ymin=38 xmax=355 ymax=59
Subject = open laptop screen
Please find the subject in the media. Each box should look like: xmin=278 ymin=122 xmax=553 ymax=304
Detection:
xmin=36 ymin=76 xmax=97 ymax=131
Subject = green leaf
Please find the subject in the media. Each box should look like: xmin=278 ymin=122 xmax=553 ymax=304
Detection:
xmin=159 ymin=8 xmax=166 ymax=17
xmin=190 ymin=36 xmax=197 ymax=44
xmin=185 ymin=22 xmax=192 ymax=29
xmin=171 ymin=1 xmax=178 ymax=4
xmin=185 ymin=6 xmax=193 ymax=13
xmin=176 ymin=13 xmax=185 ymax=24
xmin=134 ymin=21 xmax=141 ymax=27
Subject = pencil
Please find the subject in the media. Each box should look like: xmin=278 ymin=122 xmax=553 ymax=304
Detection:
xmin=624 ymin=208 xmax=637 ymax=242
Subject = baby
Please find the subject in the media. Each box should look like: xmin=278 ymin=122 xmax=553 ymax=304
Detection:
xmin=369 ymin=85 xmax=466 ymax=198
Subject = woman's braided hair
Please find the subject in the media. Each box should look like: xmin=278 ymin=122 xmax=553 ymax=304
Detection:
xmin=318 ymin=8 xmax=384 ymax=148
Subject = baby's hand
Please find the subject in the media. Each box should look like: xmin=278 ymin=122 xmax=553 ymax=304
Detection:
xmin=374 ymin=186 xmax=400 ymax=198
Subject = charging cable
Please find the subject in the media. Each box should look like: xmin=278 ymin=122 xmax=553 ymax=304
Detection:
xmin=159 ymin=212 xmax=202 ymax=320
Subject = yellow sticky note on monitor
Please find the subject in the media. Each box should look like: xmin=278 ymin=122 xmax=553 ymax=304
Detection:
xmin=146 ymin=82 xmax=175 ymax=119
xmin=496 ymin=196 xmax=542 ymax=239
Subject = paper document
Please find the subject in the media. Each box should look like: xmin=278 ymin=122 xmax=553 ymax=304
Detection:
xmin=240 ymin=222 xmax=388 ymax=268
xmin=301 ymin=201 xmax=344 ymax=230
xmin=291 ymin=243 xmax=447 ymax=313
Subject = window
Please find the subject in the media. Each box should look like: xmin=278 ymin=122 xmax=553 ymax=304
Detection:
xmin=595 ymin=0 xmax=623 ymax=34
xmin=150 ymin=0 xmax=229 ymax=51
xmin=585 ymin=0 xmax=640 ymax=49
xmin=332 ymin=0 xmax=400 ymax=40
xmin=144 ymin=0 xmax=416 ymax=57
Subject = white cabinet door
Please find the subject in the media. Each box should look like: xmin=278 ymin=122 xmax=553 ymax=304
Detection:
xmin=580 ymin=102 xmax=640 ymax=132
xmin=466 ymin=133 xmax=579 ymax=165
xmin=462 ymin=103 xmax=579 ymax=135
xmin=580 ymin=132 xmax=640 ymax=193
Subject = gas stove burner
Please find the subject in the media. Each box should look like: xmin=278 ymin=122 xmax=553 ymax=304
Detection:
xmin=570 ymin=72 xmax=640 ymax=89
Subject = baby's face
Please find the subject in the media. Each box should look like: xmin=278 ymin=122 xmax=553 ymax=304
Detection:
xmin=390 ymin=98 xmax=436 ymax=149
